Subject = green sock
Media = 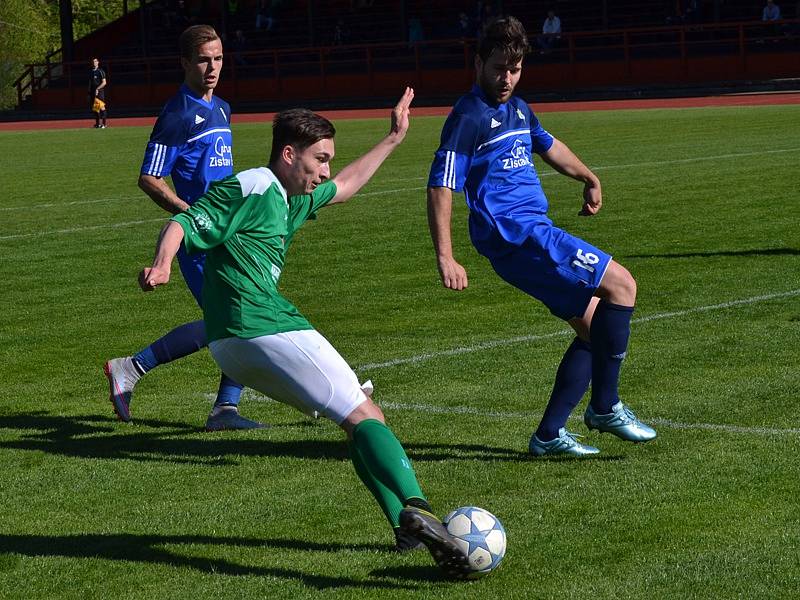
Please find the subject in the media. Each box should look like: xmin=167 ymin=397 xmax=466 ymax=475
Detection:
xmin=351 ymin=419 xmax=426 ymax=514
xmin=349 ymin=441 xmax=404 ymax=527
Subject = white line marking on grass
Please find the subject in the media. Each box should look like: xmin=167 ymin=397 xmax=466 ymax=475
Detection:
xmin=0 ymin=218 xmax=165 ymax=240
xmin=586 ymin=146 xmax=800 ymax=174
xmin=377 ymin=401 xmax=800 ymax=437
xmin=362 ymin=147 xmax=800 ymax=189
xmin=356 ymin=288 xmax=800 ymax=371
xmin=6 ymin=147 xmax=798 ymax=222
xmin=226 ymin=392 xmax=800 ymax=437
xmin=0 ymin=196 xmax=141 ymax=212
xmin=207 ymin=289 xmax=800 ymax=437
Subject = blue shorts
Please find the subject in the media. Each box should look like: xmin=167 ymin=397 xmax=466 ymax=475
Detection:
xmin=177 ymin=244 xmax=206 ymax=307
xmin=488 ymin=219 xmax=611 ymax=321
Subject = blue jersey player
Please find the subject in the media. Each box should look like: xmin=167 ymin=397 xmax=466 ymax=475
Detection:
xmin=104 ymin=25 xmax=262 ymax=431
xmin=427 ymin=16 xmax=656 ymax=457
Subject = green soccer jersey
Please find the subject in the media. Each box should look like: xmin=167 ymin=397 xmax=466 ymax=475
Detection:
xmin=171 ymin=167 xmax=337 ymax=342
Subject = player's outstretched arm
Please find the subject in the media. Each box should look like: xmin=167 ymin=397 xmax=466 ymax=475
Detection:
xmin=427 ymin=186 xmax=468 ymax=290
xmin=138 ymin=174 xmax=191 ymax=215
xmin=139 ymin=221 xmax=185 ymax=291
xmin=540 ymin=137 xmax=602 ymax=216
xmin=329 ymin=87 xmax=414 ymax=205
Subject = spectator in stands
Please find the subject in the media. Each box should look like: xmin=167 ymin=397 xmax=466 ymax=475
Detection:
xmin=537 ymin=9 xmax=562 ymax=54
xmin=88 ymin=57 xmax=107 ymax=129
xmin=333 ymin=17 xmax=351 ymax=45
xmin=795 ymin=0 xmax=800 ymax=30
xmin=476 ymin=1 xmax=500 ymax=34
xmin=762 ymin=0 xmax=782 ymax=20
xmin=456 ymin=11 xmax=474 ymax=38
xmin=227 ymin=0 xmax=241 ymax=24
xmin=255 ymin=0 xmax=279 ymax=32
xmin=760 ymin=0 xmax=785 ymax=39
xmin=684 ymin=0 xmax=703 ymax=23
xmin=231 ymin=29 xmax=248 ymax=65
xmin=408 ymin=17 xmax=424 ymax=46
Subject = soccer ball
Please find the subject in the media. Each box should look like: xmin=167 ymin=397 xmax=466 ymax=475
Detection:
xmin=443 ymin=506 xmax=506 ymax=578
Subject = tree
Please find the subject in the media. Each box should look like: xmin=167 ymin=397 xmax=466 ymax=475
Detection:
xmin=0 ymin=0 xmax=59 ymax=109
xmin=1 ymin=0 xmax=126 ymax=110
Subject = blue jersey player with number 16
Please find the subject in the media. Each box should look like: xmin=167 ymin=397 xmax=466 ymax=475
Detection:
xmin=427 ymin=16 xmax=656 ymax=457
xmin=104 ymin=25 xmax=263 ymax=431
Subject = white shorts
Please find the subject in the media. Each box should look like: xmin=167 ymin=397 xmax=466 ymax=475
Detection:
xmin=209 ymin=329 xmax=369 ymax=424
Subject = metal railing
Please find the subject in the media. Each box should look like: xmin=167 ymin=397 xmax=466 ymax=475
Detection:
xmin=15 ymin=18 xmax=800 ymax=108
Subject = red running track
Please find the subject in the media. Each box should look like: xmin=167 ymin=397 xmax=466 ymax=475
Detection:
xmin=2 ymin=92 xmax=798 ymax=131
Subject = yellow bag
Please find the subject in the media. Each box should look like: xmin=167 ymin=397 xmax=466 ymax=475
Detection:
xmin=92 ymin=97 xmax=106 ymax=113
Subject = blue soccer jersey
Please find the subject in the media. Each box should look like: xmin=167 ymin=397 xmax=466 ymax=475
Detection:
xmin=140 ymin=84 xmax=234 ymax=205
xmin=428 ymin=85 xmax=555 ymax=257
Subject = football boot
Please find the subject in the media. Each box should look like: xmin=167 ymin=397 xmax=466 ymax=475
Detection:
xmin=399 ymin=506 xmax=472 ymax=579
xmin=584 ymin=401 xmax=657 ymax=442
xmin=529 ymin=427 xmax=600 ymax=457
xmin=205 ymin=405 xmax=268 ymax=431
xmin=103 ymin=357 xmax=141 ymax=422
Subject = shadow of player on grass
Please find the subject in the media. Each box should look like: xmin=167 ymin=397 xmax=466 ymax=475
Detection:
xmin=0 ymin=412 xmax=537 ymax=465
xmin=0 ymin=533 xmax=425 ymax=590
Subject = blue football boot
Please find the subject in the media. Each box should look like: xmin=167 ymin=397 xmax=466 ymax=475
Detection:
xmin=205 ymin=405 xmax=268 ymax=431
xmin=529 ymin=427 xmax=600 ymax=457
xmin=584 ymin=401 xmax=657 ymax=442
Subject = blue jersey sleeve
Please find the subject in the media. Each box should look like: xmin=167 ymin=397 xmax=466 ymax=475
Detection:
xmin=529 ymin=108 xmax=555 ymax=154
xmin=140 ymin=110 xmax=186 ymax=177
xmin=427 ymin=111 xmax=480 ymax=191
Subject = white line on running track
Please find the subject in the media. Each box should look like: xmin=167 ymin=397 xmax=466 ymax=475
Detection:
xmin=355 ymin=288 xmax=800 ymax=371
xmin=4 ymin=147 xmax=798 ymax=218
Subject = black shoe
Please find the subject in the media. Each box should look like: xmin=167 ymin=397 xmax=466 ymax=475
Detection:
xmin=394 ymin=527 xmax=425 ymax=552
xmin=399 ymin=507 xmax=471 ymax=579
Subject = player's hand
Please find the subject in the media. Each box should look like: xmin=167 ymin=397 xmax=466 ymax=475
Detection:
xmin=579 ymin=179 xmax=602 ymax=216
xmin=389 ymin=87 xmax=414 ymax=142
xmin=138 ymin=266 xmax=170 ymax=291
xmin=437 ymin=256 xmax=468 ymax=291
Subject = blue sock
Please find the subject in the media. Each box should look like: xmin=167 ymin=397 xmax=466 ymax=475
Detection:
xmin=536 ymin=338 xmax=592 ymax=441
xmin=133 ymin=320 xmax=207 ymax=373
xmin=214 ymin=373 xmax=244 ymax=407
xmin=589 ymin=301 xmax=634 ymax=414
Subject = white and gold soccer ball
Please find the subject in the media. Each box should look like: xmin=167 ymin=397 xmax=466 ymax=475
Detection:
xmin=443 ymin=506 xmax=507 ymax=578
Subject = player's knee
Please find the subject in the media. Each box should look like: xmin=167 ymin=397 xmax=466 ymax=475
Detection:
xmin=602 ymin=262 xmax=636 ymax=306
xmin=341 ymin=396 xmax=385 ymax=434
xmin=618 ymin=267 xmax=637 ymax=304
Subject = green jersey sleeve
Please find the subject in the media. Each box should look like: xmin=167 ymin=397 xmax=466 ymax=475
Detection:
xmin=172 ymin=176 xmax=253 ymax=253
xmin=287 ymin=180 xmax=337 ymax=229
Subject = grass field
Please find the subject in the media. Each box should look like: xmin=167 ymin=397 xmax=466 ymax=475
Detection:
xmin=1 ymin=102 xmax=799 ymax=599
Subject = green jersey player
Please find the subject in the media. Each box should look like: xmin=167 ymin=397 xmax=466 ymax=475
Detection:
xmin=138 ymin=88 xmax=472 ymax=578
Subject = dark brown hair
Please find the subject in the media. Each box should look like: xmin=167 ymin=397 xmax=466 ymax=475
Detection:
xmin=179 ymin=25 xmax=220 ymax=60
xmin=269 ymin=109 xmax=336 ymax=165
xmin=477 ymin=15 xmax=530 ymax=62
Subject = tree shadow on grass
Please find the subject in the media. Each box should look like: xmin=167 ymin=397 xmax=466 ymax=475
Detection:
xmin=0 ymin=533 xmax=423 ymax=590
xmin=0 ymin=412 xmax=537 ymax=465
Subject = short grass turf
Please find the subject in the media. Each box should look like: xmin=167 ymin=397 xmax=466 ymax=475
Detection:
xmin=0 ymin=103 xmax=798 ymax=599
